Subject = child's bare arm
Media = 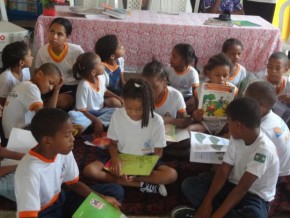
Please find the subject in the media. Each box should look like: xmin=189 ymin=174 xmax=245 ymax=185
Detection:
xmin=0 ymin=147 xmax=24 ymax=160
xmin=104 ymin=90 xmax=123 ymax=106
xmin=154 ymin=148 xmax=163 ymax=158
xmin=109 ymin=140 xmax=122 ymax=176
xmin=0 ymin=165 xmax=17 ymax=177
xmin=45 ymin=77 xmax=64 ymax=108
xmin=81 ymin=110 xmax=103 ymax=136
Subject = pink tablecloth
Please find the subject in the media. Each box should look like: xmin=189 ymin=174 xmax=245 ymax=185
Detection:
xmin=34 ymin=11 xmax=281 ymax=72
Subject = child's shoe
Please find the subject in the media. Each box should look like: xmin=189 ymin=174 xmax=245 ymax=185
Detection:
xmin=140 ymin=182 xmax=167 ymax=197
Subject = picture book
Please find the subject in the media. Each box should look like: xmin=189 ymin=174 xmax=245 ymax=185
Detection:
xmin=165 ymin=124 xmax=190 ymax=142
xmin=198 ymin=83 xmax=235 ymax=120
xmin=102 ymin=7 xmax=130 ymax=20
xmin=83 ymin=132 xmax=110 ymax=149
xmin=232 ymin=20 xmax=261 ymax=27
xmin=190 ymin=131 xmax=229 ymax=164
xmin=73 ymin=192 xmax=127 ymax=218
xmin=103 ymin=153 xmax=159 ymax=176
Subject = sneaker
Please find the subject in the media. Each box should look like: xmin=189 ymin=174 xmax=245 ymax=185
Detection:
xmin=171 ymin=205 xmax=196 ymax=218
xmin=140 ymin=182 xmax=168 ymax=197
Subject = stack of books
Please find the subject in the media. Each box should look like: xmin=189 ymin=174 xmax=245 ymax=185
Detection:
xmin=102 ymin=8 xmax=130 ymax=20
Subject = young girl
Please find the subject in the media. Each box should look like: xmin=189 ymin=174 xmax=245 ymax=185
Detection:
xmin=142 ymin=59 xmax=189 ymax=128
xmin=95 ymin=34 xmax=125 ymax=96
xmin=68 ymin=52 xmax=123 ymax=136
xmin=188 ymin=53 xmax=238 ymax=136
xmin=34 ymin=17 xmax=84 ymax=111
xmin=83 ymin=78 xmax=177 ymax=196
xmin=222 ymin=38 xmax=247 ymax=88
xmin=166 ymin=43 xmax=199 ymax=115
xmin=0 ymin=41 xmax=33 ymax=145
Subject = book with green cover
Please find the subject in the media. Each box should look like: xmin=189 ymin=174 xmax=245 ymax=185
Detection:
xmin=232 ymin=20 xmax=261 ymax=27
xmin=73 ymin=192 xmax=127 ymax=218
xmin=104 ymin=153 xmax=159 ymax=176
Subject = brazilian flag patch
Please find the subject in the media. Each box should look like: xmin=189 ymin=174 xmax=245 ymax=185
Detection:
xmin=254 ymin=153 xmax=266 ymax=163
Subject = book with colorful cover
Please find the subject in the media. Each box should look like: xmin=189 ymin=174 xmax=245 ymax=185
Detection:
xmin=232 ymin=20 xmax=261 ymax=27
xmin=83 ymin=132 xmax=110 ymax=149
xmin=73 ymin=192 xmax=127 ymax=218
xmin=165 ymin=124 xmax=190 ymax=142
xmin=198 ymin=83 xmax=235 ymax=120
xmin=103 ymin=153 xmax=159 ymax=176
xmin=190 ymin=131 xmax=229 ymax=164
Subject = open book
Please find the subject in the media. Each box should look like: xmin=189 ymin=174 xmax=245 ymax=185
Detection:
xmin=190 ymin=131 xmax=229 ymax=164
xmin=198 ymin=83 xmax=235 ymax=120
xmin=165 ymin=124 xmax=190 ymax=142
xmin=83 ymin=132 xmax=110 ymax=149
xmin=103 ymin=154 xmax=159 ymax=176
xmin=73 ymin=192 xmax=127 ymax=218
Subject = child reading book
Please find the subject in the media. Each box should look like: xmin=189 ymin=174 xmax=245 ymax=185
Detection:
xmin=83 ymin=78 xmax=177 ymax=196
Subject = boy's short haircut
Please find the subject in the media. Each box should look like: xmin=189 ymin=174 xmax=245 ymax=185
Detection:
xmin=95 ymin=34 xmax=118 ymax=62
xmin=37 ymin=63 xmax=62 ymax=77
xmin=226 ymin=97 xmax=261 ymax=128
xmin=245 ymin=81 xmax=276 ymax=109
xmin=31 ymin=108 xmax=70 ymax=142
xmin=269 ymin=51 xmax=288 ymax=67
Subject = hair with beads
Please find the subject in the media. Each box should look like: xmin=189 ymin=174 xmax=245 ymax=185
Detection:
xmin=122 ymin=78 xmax=155 ymax=128
xmin=173 ymin=43 xmax=199 ymax=69
xmin=73 ymin=52 xmax=99 ymax=80
xmin=142 ymin=58 xmax=168 ymax=82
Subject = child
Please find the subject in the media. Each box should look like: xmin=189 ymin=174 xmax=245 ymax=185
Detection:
xmin=0 ymin=41 xmax=33 ymax=145
xmin=188 ymin=53 xmax=237 ymax=135
xmin=2 ymin=63 xmax=63 ymax=141
xmin=174 ymin=97 xmax=279 ymax=218
xmin=69 ymin=52 xmax=123 ymax=136
xmin=34 ymin=17 xmax=84 ymax=111
xmin=165 ymin=43 xmax=199 ymax=115
xmin=265 ymin=52 xmax=290 ymax=106
xmin=222 ymin=38 xmax=247 ymax=88
xmin=95 ymin=34 xmax=125 ymax=96
xmin=244 ymin=81 xmax=290 ymax=183
xmin=0 ymin=146 xmax=24 ymax=201
xmin=15 ymin=108 xmax=123 ymax=217
xmin=142 ymin=59 xmax=189 ymax=128
xmin=83 ymin=78 xmax=177 ymax=196
xmin=201 ymin=0 xmax=244 ymax=14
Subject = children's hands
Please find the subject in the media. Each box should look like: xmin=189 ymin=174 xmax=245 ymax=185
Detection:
xmin=162 ymin=115 xmax=173 ymax=125
xmin=110 ymin=157 xmax=122 ymax=176
xmin=195 ymin=201 xmax=212 ymax=218
xmin=278 ymin=94 xmax=290 ymax=104
xmin=193 ymin=109 xmax=203 ymax=122
xmin=54 ymin=76 xmax=64 ymax=92
xmin=102 ymin=196 xmax=121 ymax=209
xmin=92 ymin=118 xmax=103 ymax=137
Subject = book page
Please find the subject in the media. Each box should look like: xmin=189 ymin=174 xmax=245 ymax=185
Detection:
xmin=165 ymin=124 xmax=190 ymax=142
xmin=190 ymin=152 xmax=225 ymax=164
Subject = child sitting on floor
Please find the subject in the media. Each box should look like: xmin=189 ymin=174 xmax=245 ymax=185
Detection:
xmin=83 ymin=78 xmax=177 ymax=197
xmin=172 ymin=97 xmax=279 ymax=218
xmin=95 ymin=34 xmax=125 ymax=96
xmin=15 ymin=108 xmax=123 ymax=218
xmin=165 ymin=43 xmax=199 ymax=115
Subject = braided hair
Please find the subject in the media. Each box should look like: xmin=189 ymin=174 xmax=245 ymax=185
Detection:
xmin=73 ymin=52 xmax=99 ymax=80
xmin=122 ymin=78 xmax=155 ymax=128
xmin=173 ymin=43 xmax=199 ymax=70
xmin=142 ymin=58 xmax=168 ymax=82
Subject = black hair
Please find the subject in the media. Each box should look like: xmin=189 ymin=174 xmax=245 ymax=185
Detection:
xmin=269 ymin=52 xmax=288 ymax=67
xmin=0 ymin=41 xmax=29 ymax=73
xmin=222 ymin=38 xmax=244 ymax=53
xmin=226 ymin=97 xmax=261 ymax=128
xmin=142 ymin=58 xmax=168 ymax=82
xmin=31 ymin=108 xmax=70 ymax=142
xmin=37 ymin=63 xmax=62 ymax=78
xmin=173 ymin=43 xmax=198 ymax=69
xmin=73 ymin=52 xmax=99 ymax=80
xmin=95 ymin=34 xmax=118 ymax=62
xmin=122 ymin=78 xmax=155 ymax=128
xmin=204 ymin=53 xmax=233 ymax=75
xmin=50 ymin=17 xmax=72 ymax=36
xmin=245 ymin=81 xmax=276 ymax=109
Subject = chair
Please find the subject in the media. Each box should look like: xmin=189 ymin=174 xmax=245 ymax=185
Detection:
xmin=126 ymin=0 xmax=142 ymax=10
xmin=149 ymin=0 xmax=192 ymax=13
xmin=279 ymin=0 xmax=290 ymax=53
xmin=75 ymin=0 xmax=119 ymax=8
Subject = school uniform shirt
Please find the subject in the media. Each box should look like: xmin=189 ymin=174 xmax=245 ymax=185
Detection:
xmin=155 ymin=86 xmax=186 ymax=118
xmin=261 ymin=110 xmax=290 ymax=176
xmin=75 ymin=74 xmax=107 ymax=111
xmin=2 ymin=81 xmax=43 ymax=138
xmin=0 ymin=67 xmax=31 ymax=98
xmin=108 ymin=108 xmax=166 ymax=155
xmin=228 ymin=64 xmax=247 ymax=88
xmin=15 ymin=149 xmax=79 ymax=218
xmin=166 ymin=66 xmax=199 ymax=98
xmin=201 ymin=0 xmax=243 ymax=12
xmin=265 ymin=75 xmax=290 ymax=97
xmin=223 ymin=131 xmax=279 ymax=202
xmin=34 ymin=42 xmax=84 ymax=85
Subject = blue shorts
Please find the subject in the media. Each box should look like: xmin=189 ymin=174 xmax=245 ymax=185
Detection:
xmin=0 ymin=173 xmax=16 ymax=201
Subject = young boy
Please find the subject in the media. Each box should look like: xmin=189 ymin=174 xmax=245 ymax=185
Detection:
xmin=0 ymin=146 xmax=24 ymax=201
xmin=244 ymin=81 xmax=290 ymax=188
xmin=2 ymin=63 xmax=63 ymax=141
xmin=15 ymin=108 xmax=123 ymax=218
xmin=173 ymin=97 xmax=279 ymax=218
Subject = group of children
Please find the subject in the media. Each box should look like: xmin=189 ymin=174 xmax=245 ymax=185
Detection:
xmin=0 ymin=16 xmax=289 ymax=217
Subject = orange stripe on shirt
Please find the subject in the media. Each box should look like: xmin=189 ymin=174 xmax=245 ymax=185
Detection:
xmin=48 ymin=43 xmax=68 ymax=63
xmin=29 ymin=149 xmax=56 ymax=163
xmin=65 ymin=176 xmax=79 ymax=185
xmin=177 ymin=108 xmax=186 ymax=113
xmin=19 ymin=210 xmax=38 ymax=217
xmin=40 ymin=192 xmax=60 ymax=211
xmin=228 ymin=64 xmax=240 ymax=81
xmin=29 ymin=102 xmax=43 ymax=111
xmin=103 ymin=62 xmax=119 ymax=72
xmin=155 ymin=87 xmax=168 ymax=108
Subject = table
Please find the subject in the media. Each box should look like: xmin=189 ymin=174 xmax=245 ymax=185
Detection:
xmin=34 ymin=11 xmax=281 ymax=72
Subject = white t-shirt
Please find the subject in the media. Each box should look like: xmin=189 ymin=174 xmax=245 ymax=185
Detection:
xmin=108 ymin=108 xmax=166 ymax=155
xmin=15 ymin=149 xmax=79 ymax=218
xmin=155 ymin=86 xmax=186 ymax=118
xmin=166 ymin=66 xmax=199 ymax=98
xmin=2 ymin=81 xmax=43 ymax=138
xmin=228 ymin=64 xmax=247 ymax=88
xmin=0 ymin=68 xmax=31 ymax=98
xmin=261 ymin=75 xmax=290 ymax=97
xmin=223 ymin=131 xmax=279 ymax=202
xmin=75 ymin=75 xmax=107 ymax=111
xmin=34 ymin=43 xmax=84 ymax=85
xmin=261 ymin=110 xmax=290 ymax=176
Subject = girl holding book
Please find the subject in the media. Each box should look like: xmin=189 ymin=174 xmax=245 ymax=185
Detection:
xmin=188 ymin=53 xmax=238 ymax=136
xmin=83 ymin=78 xmax=177 ymax=197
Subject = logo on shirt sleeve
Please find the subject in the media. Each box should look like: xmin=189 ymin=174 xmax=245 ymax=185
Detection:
xmin=254 ymin=153 xmax=266 ymax=163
